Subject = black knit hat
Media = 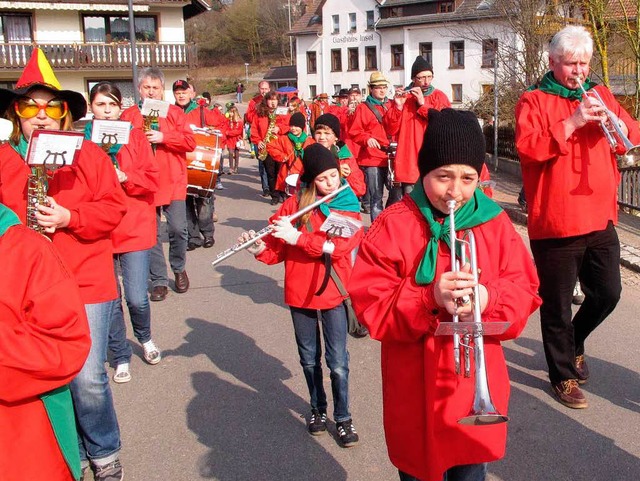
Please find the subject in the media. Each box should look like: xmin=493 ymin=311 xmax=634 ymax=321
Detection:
xmin=289 ymin=112 xmax=306 ymax=129
xmin=314 ymin=113 xmax=340 ymax=138
xmin=418 ymin=109 xmax=485 ymax=177
xmin=411 ymin=55 xmax=433 ymax=79
xmin=300 ymin=144 xmax=340 ymax=184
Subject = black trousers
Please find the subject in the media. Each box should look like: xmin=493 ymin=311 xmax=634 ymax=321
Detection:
xmin=530 ymin=221 xmax=621 ymax=383
xmin=263 ymin=155 xmax=282 ymax=198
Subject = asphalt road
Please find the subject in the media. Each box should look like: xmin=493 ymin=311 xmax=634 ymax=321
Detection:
xmin=109 ymin=151 xmax=640 ymax=481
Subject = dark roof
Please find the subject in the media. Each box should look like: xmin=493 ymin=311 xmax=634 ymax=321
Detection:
xmin=289 ymin=0 xmax=325 ymax=36
xmin=377 ymin=0 xmax=502 ymax=29
xmin=264 ymin=65 xmax=298 ymax=82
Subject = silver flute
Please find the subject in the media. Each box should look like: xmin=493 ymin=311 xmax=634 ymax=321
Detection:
xmin=211 ymin=183 xmax=351 ymax=267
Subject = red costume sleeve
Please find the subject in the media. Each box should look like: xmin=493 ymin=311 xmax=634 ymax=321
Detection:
xmin=119 ymin=128 xmax=159 ymax=198
xmin=161 ymin=105 xmax=197 ymax=154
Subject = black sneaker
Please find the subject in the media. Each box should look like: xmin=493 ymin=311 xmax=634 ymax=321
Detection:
xmin=336 ymin=419 xmax=359 ymax=447
xmin=308 ymin=409 xmax=327 ymax=436
xmin=94 ymin=459 xmax=124 ymax=481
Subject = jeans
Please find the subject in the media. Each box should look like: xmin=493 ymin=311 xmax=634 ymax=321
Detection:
xmin=150 ymin=200 xmax=188 ymax=287
xmin=399 ymin=464 xmax=487 ymax=481
xmin=254 ymin=144 xmax=269 ymax=193
xmin=363 ymin=165 xmax=392 ymax=221
xmin=237 ymin=92 xmax=242 ymax=103
xmin=530 ymin=221 xmax=621 ymax=383
xmin=186 ymin=195 xmax=215 ymax=245
xmin=109 ymin=250 xmax=152 ymax=365
xmin=290 ymin=304 xmax=351 ymax=422
xmin=70 ymin=301 xmax=121 ymax=465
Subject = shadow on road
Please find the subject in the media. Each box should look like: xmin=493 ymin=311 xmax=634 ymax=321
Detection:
xmin=164 ymin=318 xmax=348 ymax=480
xmin=212 ymin=265 xmax=284 ymax=306
xmin=492 ymin=336 xmax=640 ymax=480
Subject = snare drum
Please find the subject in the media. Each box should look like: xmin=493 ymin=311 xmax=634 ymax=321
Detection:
xmin=186 ymin=130 xmax=221 ymax=198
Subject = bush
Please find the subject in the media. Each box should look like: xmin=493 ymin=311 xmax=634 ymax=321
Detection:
xmin=203 ymin=78 xmax=238 ymax=96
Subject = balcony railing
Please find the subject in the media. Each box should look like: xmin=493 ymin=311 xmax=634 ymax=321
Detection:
xmin=0 ymin=42 xmax=197 ymax=71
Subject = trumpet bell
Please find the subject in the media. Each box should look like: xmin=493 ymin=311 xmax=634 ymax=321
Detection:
xmin=619 ymin=145 xmax=640 ymax=168
xmin=459 ymin=410 xmax=509 ymax=426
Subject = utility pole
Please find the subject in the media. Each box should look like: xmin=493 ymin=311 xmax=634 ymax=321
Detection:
xmin=287 ymin=0 xmax=293 ymax=64
xmin=127 ymin=0 xmax=139 ymax=104
xmin=493 ymin=48 xmax=499 ymax=172
xmin=245 ymin=63 xmax=249 ymax=85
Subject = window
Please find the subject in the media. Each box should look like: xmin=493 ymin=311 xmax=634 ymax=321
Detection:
xmin=334 ymin=85 xmax=342 ymax=95
xmin=332 ymin=15 xmax=340 ymax=34
xmin=366 ymin=10 xmax=375 ymax=30
xmin=83 ymin=15 xmax=157 ymax=42
xmin=450 ymin=41 xmax=464 ymax=68
xmin=309 ymin=85 xmax=317 ymax=99
xmin=365 ymin=46 xmax=377 ymax=70
xmin=307 ymin=51 xmax=317 ymax=74
xmin=391 ymin=45 xmax=404 ymax=69
xmin=331 ymin=49 xmax=342 ymax=72
xmin=0 ymin=14 xmax=33 ymax=42
xmin=452 ymin=84 xmax=463 ymax=103
xmin=482 ymin=39 xmax=498 ymax=68
xmin=438 ymin=2 xmax=455 ymax=13
xmin=419 ymin=42 xmax=433 ymax=67
xmin=348 ymin=47 xmax=359 ymax=71
xmin=349 ymin=13 xmax=356 ymax=33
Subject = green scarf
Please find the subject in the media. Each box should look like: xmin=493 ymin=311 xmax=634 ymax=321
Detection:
xmin=0 ymin=206 xmax=81 ymax=480
xmin=409 ymin=180 xmax=503 ymax=284
xmin=318 ymin=179 xmax=361 ymax=217
xmin=422 ymin=85 xmax=435 ymax=96
xmin=331 ymin=143 xmax=352 ymax=160
xmin=531 ymin=71 xmax=597 ymax=101
xmin=183 ymin=99 xmax=198 ymax=115
xmin=41 ymin=386 xmax=82 ymax=480
xmin=9 ymin=135 xmax=29 ymax=159
xmin=287 ymin=131 xmax=308 ymax=157
xmin=83 ymin=121 xmax=123 ymax=168
xmin=0 ymin=203 xmax=20 ymax=235
xmin=365 ymin=95 xmax=386 ymax=106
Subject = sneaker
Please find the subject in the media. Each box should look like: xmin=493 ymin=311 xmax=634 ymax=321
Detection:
xmin=142 ymin=340 xmax=161 ymax=365
xmin=215 ymin=182 xmax=225 ymax=190
xmin=551 ymin=379 xmax=588 ymax=409
xmin=212 ymin=212 xmax=219 ymax=223
xmin=308 ymin=409 xmax=327 ymax=436
xmin=113 ymin=363 xmax=131 ymax=384
xmin=94 ymin=459 xmax=123 ymax=481
xmin=575 ymin=355 xmax=589 ymax=384
xmin=260 ymin=190 xmax=270 ymax=199
xmin=336 ymin=419 xmax=359 ymax=447
xmin=572 ymin=282 xmax=585 ymax=305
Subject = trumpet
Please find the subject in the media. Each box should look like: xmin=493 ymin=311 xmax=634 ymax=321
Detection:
xmin=436 ymin=200 xmax=509 ymax=425
xmin=575 ymin=76 xmax=640 ymax=167
xmin=212 ymin=183 xmax=350 ymax=266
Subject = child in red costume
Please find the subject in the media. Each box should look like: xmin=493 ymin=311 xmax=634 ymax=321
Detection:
xmin=239 ymin=143 xmax=363 ymax=448
xmin=0 ymin=204 xmax=90 ymax=481
xmin=348 ymin=109 xmax=541 ymax=481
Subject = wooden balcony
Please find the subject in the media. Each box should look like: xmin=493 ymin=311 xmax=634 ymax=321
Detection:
xmin=0 ymin=42 xmax=197 ymax=71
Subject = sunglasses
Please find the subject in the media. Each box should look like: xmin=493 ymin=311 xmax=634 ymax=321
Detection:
xmin=15 ymin=98 xmax=69 ymax=120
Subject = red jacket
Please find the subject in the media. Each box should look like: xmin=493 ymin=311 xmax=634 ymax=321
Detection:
xmin=111 ymin=128 xmax=159 ymax=253
xmin=335 ymin=143 xmax=366 ymax=197
xmin=225 ymin=118 xmax=245 ymax=150
xmin=326 ymin=104 xmax=349 ymax=141
xmin=245 ymin=94 xmax=264 ymax=125
xmin=0 ymin=223 xmax=90 ymax=481
xmin=348 ymin=99 xmax=394 ymax=167
xmin=348 ymin=197 xmax=541 ymax=481
xmin=0 ymin=141 xmax=127 ymax=304
xmin=516 ymin=84 xmax=640 ymax=240
xmin=256 ymin=195 xmax=363 ymax=309
xmin=267 ymin=135 xmax=315 ymax=192
xmin=120 ymin=104 xmax=196 ymax=205
xmin=384 ymin=89 xmax=451 ymax=184
xmin=184 ymin=103 xmax=227 ymax=145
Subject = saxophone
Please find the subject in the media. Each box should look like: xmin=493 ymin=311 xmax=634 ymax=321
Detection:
xmin=257 ymin=111 xmax=277 ymax=161
xmin=143 ymin=109 xmax=159 ymax=154
xmin=26 ymin=165 xmax=51 ymax=234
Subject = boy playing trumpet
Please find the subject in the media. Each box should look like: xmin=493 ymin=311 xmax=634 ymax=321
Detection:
xmin=348 ymin=109 xmax=541 ymax=481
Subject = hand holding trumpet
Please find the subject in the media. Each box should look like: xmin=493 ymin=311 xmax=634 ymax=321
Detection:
xmin=433 ymin=263 xmax=488 ymax=321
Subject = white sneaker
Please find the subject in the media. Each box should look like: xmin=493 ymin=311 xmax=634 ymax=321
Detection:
xmin=142 ymin=340 xmax=162 ymax=365
xmin=113 ymin=363 xmax=131 ymax=383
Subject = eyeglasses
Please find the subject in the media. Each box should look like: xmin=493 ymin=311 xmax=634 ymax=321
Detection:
xmin=415 ymin=74 xmax=433 ymax=81
xmin=15 ymin=98 xmax=68 ymax=120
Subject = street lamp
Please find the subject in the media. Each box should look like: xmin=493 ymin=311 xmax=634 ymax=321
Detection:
xmin=244 ymin=63 xmax=249 ymax=85
xmin=287 ymin=0 xmax=293 ymax=64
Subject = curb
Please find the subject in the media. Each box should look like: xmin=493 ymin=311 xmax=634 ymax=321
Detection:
xmin=500 ymin=203 xmax=640 ymax=275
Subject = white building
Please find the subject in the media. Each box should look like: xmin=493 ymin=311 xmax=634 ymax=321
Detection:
xmin=0 ymin=0 xmax=211 ymax=107
xmin=290 ymin=0 xmax=515 ymax=105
